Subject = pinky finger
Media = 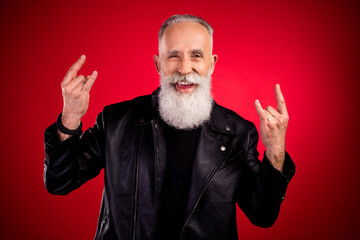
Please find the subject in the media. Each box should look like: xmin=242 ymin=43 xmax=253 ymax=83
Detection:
xmin=83 ymin=71 xmax=98 ymax=92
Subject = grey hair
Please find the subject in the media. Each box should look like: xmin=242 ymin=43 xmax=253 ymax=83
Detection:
xmin=158 ymin=14 xmax=214 ymax=50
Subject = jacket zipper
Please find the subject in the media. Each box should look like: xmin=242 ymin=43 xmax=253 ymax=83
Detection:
xmin=132 ymin=127 xmax=144 ymax=240
xmin=151 ymin=120 xmax=163 ymax=240
xmin=179 ymin=150 xmax=232 ymax=240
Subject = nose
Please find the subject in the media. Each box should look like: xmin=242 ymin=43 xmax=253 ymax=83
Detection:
xmin=177 ymin=57 xmax=192 ymax=75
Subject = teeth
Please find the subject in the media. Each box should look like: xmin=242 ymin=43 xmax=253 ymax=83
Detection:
xmin=178 ymin=82 xmax=192 ymax=85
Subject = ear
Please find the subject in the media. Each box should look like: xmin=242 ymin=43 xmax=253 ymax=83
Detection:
xmin=153 ymin=55 xmax=161 ymax=74
xmin=210 ymin=54 xmax=218 ymax=74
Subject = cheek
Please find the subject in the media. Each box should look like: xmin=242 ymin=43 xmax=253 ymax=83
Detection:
xmin=195 ymin=62 xmax=211 ymax=76
xmin=161 ymin=62 xmax=177 ymax=75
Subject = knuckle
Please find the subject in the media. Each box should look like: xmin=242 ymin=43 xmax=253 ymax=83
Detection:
xmin=266 ymin=122 xmax=274 ymax=129
xmin=64 ymin=85 xmax=71 ymax=93
xmin=281 ymin=116 xmax=289 ymax=124
xmin=64 ymin=86 xmax=78 ymax=96
xmin=68 ymin=88 xmax=80 ymax=97
xmin=73 ymin=91 xmax=81 ymax=98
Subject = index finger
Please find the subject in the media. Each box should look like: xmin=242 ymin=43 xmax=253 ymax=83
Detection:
xmin=63 ymin=55 xmax=86 ymax=85
xmin=275 ymin=84 xmax=288 ymax=116
xmin=255 ymin=99 xmax=267 ymax=122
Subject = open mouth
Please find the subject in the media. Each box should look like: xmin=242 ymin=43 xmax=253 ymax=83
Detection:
xmin=175 ymin=82 xmax=196 ymax=93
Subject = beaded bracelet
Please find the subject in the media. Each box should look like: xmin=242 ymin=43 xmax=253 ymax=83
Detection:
xmin=56 ymin=113 xmax=83 ymax=135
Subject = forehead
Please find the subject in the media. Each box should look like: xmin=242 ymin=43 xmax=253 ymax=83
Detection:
xmin=159 ymin=22 xmax=211 ymax=54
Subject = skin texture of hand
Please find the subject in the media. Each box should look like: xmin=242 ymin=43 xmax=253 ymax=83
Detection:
xmin=255 ymin=84 xmax=289 ymax=173
xmin=58 ymin=55 xmax=97 ymax=142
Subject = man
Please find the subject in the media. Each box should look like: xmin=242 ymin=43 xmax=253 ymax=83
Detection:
xmin=44 ymin=15 xmax=295 ymax=240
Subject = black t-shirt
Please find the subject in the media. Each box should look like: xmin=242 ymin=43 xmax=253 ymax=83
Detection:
xmin=156 ymin=124 xmax=201 ymax=239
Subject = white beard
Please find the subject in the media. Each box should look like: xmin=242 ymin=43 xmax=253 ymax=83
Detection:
xmin=158 ymin=70 xmax=213 ymax=130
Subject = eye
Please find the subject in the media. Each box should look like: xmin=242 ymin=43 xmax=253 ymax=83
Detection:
xmin=169 ymin=55 xmax=179 ymax=58
xmin=192 ymin=54 xmax=203 ymax=58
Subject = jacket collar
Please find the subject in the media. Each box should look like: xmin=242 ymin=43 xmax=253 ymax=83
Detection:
xmin=141 ymin=87 xmax=237 ymax=135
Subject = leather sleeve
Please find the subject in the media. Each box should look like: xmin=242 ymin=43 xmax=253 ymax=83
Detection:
xmin=43 ymin=112 xmax=105 ymax=195
xmin=237 ymin=123 xmax=295 ymax=227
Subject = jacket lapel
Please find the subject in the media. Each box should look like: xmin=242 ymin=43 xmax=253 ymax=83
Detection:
xmin=184 ymin=106 xmax=233 ymax=221
xmin=148 ymin=89 xmax=234 ymax=223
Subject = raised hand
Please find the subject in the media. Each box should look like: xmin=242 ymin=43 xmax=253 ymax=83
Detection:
xmin=255 ymin=84 xmax=289 ymax=172
xmin=59 ymin=55 xmax=97 ymax=140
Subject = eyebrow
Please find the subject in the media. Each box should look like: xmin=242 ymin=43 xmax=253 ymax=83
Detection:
xmin=190 ymin=49 xmax=204 ymax=56
xmin=167 ymin=49 xmax=204 ymax=56
xmin=167 ymin=50 xmax=179 ymax=55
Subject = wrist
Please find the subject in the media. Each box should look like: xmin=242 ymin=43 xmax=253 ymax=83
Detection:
xmin=56 ymin=113 xmax=83 ymax=136
xmin=265 ymin=149 xmax=285 ymax=173
xmin=61 ymin=113 xmax=82 ymax=130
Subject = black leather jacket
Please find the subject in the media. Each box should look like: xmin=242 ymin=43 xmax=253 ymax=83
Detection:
xmin=44 ymin=89 xmax=295 ymax=240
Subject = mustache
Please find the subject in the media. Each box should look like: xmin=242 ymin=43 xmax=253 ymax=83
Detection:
xmin=163 ymin=72 xmax=204 ymax=85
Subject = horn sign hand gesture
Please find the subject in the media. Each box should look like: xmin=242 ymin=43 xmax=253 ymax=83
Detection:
xmin=255 ymin=84 xmax=289 ymax=173
xmin=58 ymin=55 xmax=98 ymax=142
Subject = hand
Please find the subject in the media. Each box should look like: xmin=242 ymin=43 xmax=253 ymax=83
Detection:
xmin=60 ymin=55 xmax=98 ymax=130
xmin=255 ymin=84 xmax=289 ymax=172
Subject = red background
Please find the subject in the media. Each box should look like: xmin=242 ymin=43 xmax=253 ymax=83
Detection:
xmin=1 ymin=0 xmax=359 ymax=239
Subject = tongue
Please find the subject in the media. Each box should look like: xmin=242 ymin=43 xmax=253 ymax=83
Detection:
xmin=176 ymin=83 xmax=194 ymax=89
